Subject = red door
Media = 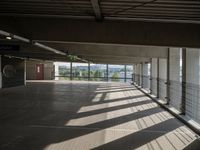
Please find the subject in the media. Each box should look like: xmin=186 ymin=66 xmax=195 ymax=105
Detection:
xmin=36 ymin=64 xmax=44 ymax=80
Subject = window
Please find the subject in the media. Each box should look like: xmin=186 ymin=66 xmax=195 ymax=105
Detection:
xmin=126 ymin=65 xmax=133 ymax=82
xmin=72 ymin=63 xmax=88 ymax=80
xmin=108 ymin=65 xmax=124 ymax=82
xmin=90 ymin=64 xmax=107 ymax=81
xmin=55 ymin=62 xmax=70 ymax=80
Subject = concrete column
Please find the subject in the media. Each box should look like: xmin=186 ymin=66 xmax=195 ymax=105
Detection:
xmin=157 ymin=58 xmax=160 ymax=98
xmin=106 ymin=64 xmax=109 ymax=82
xmin=24 ymin=59 xmax=26 ymax=85
xmin=166 ymin=48 xmax=170 ymax=104
xmin=124 ymin=65 xmax=127 ymax=82
xmin=136 ymin=64 xmax=140 ymax=85
xmin=54 ymin=62 xmax=59 ymax=80
xmin=158 ymin=58 xmax=167 ymax=101
xmin=132 ymin=64 xmax=135 ymax=83
xmin=133 ymin=64 xmax=136 ymax=84
xmin=141 ymin=63 xmax=143 ymax=87
xmin=181 ymin=48 xmax=186 ymax=115
xmin=70 ymin=62 xmax=72 ymax=80
xmin=186 ymin=48 xmax=200 ymax=122
xmin=169 ymin=48 xmax=182 ymax=110
xmin=151 ymin=58 xmax=158 ymax=96
xmin=88 ymin=62 xmax=90 ymax=81
xmin=142 ymin=63 xmax=150 ymax=90
xmin=0 ymin=55 xmax=2 ymax=89
xmin=150 ymin=58 xmax=152 ymax=94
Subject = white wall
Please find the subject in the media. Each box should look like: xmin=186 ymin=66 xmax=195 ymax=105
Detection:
xmin=26 ymin=60 xmax=54 ymax=80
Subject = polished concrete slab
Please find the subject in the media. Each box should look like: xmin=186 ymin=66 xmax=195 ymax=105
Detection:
xmin=0 ymin=81 xmax=199 ymax=150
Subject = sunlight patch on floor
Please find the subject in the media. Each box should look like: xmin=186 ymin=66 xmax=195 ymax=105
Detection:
xmin=66 ymin=102 xmax=157 ymax=126
xmin=44 ymin=111 xmax=176 ymax=150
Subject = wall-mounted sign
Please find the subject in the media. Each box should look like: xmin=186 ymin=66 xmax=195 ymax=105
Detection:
xmin=0 ymin=44 xmax=20 ymax=51
xmin=3 ymin=65 xmax=16 ymax=78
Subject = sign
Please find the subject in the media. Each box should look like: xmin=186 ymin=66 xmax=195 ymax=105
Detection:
xmin=0 ymin=44 xmax=20 ymax=51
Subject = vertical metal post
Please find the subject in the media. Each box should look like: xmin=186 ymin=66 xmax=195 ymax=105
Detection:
xmin=157 ymin=58 xmax=160 ymax=98
xmin=181 ymin=48 xmax=186 ymax=115
xmin=124 ymin=65 xmax=127 ymax=82
xmin=70 ymin=62 xmax=72 ymax=80
xmin=166 ymin=48 xmax=170 ymax=105
xmin=88 ymin=62 xmax=90 ymax=81
xmin=106 ymin=64 xmax=109 ymax=82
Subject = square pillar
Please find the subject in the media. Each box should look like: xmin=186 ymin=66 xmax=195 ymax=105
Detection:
xmin=181 ymin=48 xmax=186 ymax=115
xmin=24 ymin=59 xmax=26 ymax=85
xmin=141 ymin=63 xmax=143 ymax=87
xmin=124 ymin=65 xmax=127 ymax=82
xmin=88 ymin=62 xmax=90 ymax=81
xmin=70 ymin=62 xmax=72 ymax=80
xmin=166 ymin=48 xmax=170 ymax=104
xmin=106 ymin=64 xmax=109 ymax=82
xmin=150 ymin=58 xmax=152 ymax=94
xmin=157 ymin=58 xmax=160 ymax=98
xmin=0 ymin=55 xmax=2 ymax=89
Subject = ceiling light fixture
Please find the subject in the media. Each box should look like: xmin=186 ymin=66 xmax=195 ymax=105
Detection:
xmin=6 ymin=36 xmax=12 ymax=40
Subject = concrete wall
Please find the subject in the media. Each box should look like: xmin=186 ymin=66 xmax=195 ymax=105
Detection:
xmin=159 ymin=58 xmax=167 ymax=101
xmin=0 ymin=55 xmax=2 ymax=89
xmin=1 ymin=56 xmax=25 ymax=88
xmin=26 ymin=60 xmax=54 ymax=80
xmin=186 ymin=48 xmax=200 ymax=123
xmin=169 ymin=48 xmax=182 ymax=110
xmin=151 ymin=58 xmax=158 ymax=96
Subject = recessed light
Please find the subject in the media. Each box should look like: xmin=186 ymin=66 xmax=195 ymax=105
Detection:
xmin=6 ymin=36 xmax=12 ymax=40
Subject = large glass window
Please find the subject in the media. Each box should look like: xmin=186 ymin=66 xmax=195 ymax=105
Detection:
xmin=55 ymin=62 xmax=70 ymax=80
xmin=54 ymin=62 xmax=135 ymax=83
xmin=126 ymin=65 xmax=133 ymax=82
xmin=108 ymin=65 xmax=125 ymax=82
xmin=72 ymin=63 xmax=88 ymax=80
xmin=90 ymin=64 xmax=107 ymax=81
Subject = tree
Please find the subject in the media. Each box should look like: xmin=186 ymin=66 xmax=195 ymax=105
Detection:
xmin=112 ymin=72 xmax=120 ymax=81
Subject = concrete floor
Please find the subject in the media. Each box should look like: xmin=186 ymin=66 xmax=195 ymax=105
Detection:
xmin=0 ymin=81 xmax=199 ymax=150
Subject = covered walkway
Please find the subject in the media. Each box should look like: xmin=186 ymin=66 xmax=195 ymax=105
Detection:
xmin=0 ymin=81 xmax=198 ymax=150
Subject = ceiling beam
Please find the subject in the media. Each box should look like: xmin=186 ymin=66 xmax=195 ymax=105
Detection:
xmin=90 ymin=0 xmax=102 ymax=20
xmin=42 ymin=42 xmax=168 ymax=58
xmin=0 ymin=17 xmax=199 ymax=48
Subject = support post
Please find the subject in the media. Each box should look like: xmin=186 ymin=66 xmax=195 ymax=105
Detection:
xmin=157 ymin=58 xmax=160 ymax=98
xmin=24 ymin=59 xmax=26 ymax=86
xmin=181 ymin=48 xmax=186 ymax=115
xmin=70 ymin=62 xmax=72 ymax=80
xmin=0 ymin=55 xmax=2 ymax=89
xmin=141 ymin=63 xmax=143 ymax=87
xmin=132 ymin=64 xmax=135 ymax=84
xmin=106 ymin=64 xmax=109 ymax=82
xmin=88 ymin=62 xmax=90 ymax=81
xmin=166 ymin=48 xmax=170 ymax=105
xmin=124 ymin=65 xmax=127 ymax=82
xmin=150 ymin=58 xmax=152 ymax=94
